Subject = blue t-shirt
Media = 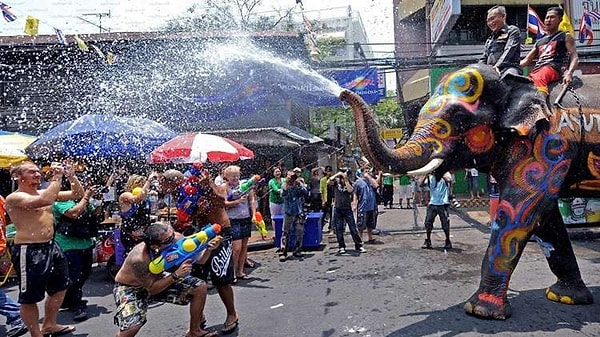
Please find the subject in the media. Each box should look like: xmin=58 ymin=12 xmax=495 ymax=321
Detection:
xmin=428 ymin=175 xmax=449 ymax=206
xmin=353 ymin=178 xmax=376 ymax=212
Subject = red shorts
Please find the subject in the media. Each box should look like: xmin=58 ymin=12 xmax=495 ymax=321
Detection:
xmin=529 ymin=66 xmax=561 ymax=94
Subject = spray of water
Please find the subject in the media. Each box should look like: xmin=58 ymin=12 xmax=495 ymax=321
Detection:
xmin=95 ymin=37 xmax=344 ymax=128
xmin=203 ymin=40 xmax=344 ymax=97
xmin=20 ymin=36 xmax=345 ymax=163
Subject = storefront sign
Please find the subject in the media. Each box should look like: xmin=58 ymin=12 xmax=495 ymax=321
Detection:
xmin=430 ymin=0 xmax=461 ymax=45
xmin=558 ymin=197 xmax=600 ymax=225
xmin=381 ymin=128 xmax=403 ymax=139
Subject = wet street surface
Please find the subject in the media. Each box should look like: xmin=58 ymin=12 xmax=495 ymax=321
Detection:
xmin=2 ymin=206 xmax=599 ymax=336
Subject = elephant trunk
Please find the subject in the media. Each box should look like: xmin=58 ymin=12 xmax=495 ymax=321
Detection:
xmin=340 ymin=89 xmax=436 ymax=174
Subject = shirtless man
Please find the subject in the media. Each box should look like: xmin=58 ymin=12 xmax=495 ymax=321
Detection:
xmin=163 ymin=168 xmax=239 ymax=335
xmin=113 ymin=222 xmax=220 ymax=337
xmin=4 ymin=161 xmax=84 ymax=337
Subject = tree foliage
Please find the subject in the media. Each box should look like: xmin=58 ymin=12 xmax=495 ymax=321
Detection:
xmin=162 ymin=0 xmax=295 ymax=32
xmin=309 ymin=94 xmax=405 ymax=139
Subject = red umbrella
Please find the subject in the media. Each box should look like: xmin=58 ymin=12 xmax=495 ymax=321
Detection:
xmin=150 ymin=132 xmax=254 ymax=164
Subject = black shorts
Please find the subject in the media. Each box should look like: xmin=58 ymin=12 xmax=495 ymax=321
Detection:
xmin=11 ymin=241 xmax=70 ymax=304
xmin=230 ymin=217 xmax=252 ymax=240
xmin=356 ymin=210 xmax=376 ymax=230
xmin=193 ymin=227 xmax=235 ymax=286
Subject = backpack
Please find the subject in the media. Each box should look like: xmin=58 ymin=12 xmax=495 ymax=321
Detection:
xmin=55 ymin=207 xmax=99 ymax=239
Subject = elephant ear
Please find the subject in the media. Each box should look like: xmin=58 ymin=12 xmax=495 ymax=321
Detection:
xmin=498 ymin=73 xmax=551 ymax=136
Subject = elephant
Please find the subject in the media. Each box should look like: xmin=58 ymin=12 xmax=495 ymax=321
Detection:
xmin=340 ymin=63 xmax=597 ymax=320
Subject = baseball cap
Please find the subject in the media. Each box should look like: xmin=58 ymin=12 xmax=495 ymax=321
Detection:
xmin=293 ymin=167 xmax=302 ymax=173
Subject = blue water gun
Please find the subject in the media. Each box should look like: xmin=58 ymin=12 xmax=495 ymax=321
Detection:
xmin=148 ymin=223 xmax=222 ymax=274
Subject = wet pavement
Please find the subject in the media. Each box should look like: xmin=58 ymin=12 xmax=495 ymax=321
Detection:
xmin=1 ymin=202 xmax=599 ymax=336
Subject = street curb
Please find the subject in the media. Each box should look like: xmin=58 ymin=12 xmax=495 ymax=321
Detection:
xmin=248 ymin=238 xmax=275 ymax=252
xmin=454 ymin=207 xmax=600 ymax=241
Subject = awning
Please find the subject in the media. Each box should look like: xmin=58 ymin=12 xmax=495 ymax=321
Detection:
xmin=209 ymin=126 xmax=323 ymax=147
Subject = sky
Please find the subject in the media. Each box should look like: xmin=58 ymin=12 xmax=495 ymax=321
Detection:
xmin=0 ymin=0 xmax=394 ymax=48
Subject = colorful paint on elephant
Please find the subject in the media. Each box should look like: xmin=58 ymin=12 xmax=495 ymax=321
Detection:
xmin=434 ymin=67 xmax=484 ymax=104
xmin=413 ymin=67 xmax=490 ymax=158
xmin=488 ymin=131 xmax=570 ymax=282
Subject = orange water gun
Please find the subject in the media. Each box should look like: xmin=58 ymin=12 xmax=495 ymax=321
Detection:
xmin=253 ymin=211 xmax=268 ymax=240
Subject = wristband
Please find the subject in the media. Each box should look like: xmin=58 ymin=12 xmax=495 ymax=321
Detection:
xmin=171 ymin=272 xmax=180 ymax=281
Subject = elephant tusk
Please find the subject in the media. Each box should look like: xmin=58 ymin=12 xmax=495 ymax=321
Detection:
xmin=407 ymin=158 xmax=444 ymax=176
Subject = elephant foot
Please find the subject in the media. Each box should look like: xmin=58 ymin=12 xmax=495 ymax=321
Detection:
xmin=464 ymin=291 xmax=512 ymax=320
xmin=545 ymin=280 xmax=594 ymax=305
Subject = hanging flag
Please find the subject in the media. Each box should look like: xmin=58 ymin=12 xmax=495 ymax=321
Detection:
xmin=54 ymin=28 xmax=67 ymax=45
xmin=106 ymin=51 xmax=115 ymax=65
xmin=0 ymin=2 xmax=16 ymax=22
xmin=527 ymin=5 xmax=547 ymax=38
xmin=90 ymin=44 xmax=105 ymax=59
xmin=74 ymin=35 xmax=89 ymax=51
xmin=558 ymin=8 xmax=574 ymax=36
xmin=23 ymin=15 xmax=39 ymax=36
xmin=587 ymin=10 xmax=600 ymax=21
xmin=579 ymin=12 xmax=594 ymax=45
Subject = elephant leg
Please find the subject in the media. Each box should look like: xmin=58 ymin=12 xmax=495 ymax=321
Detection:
xmin=463 ymin=216 xmax=531 ymax=320
xmin=465 ymin=130 xmax=575 ymax=319
xmin=535 ymin=204 xmax=594 ymax=305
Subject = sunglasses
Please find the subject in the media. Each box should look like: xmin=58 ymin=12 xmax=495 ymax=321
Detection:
xmin=157 ymin=232 xmax=175 ymax=246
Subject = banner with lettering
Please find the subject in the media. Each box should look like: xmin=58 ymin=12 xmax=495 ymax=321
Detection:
xmin=272 ymin=66 xmax=385 ymax=106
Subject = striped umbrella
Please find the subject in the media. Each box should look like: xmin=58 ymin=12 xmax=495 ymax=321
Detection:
xmin=0 ymin=130 xmax=36 ymax=168
xmin=149 ymin=132 xmax=254 ymax=164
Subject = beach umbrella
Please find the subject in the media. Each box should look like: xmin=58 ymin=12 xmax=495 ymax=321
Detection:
xmin=0 ymin=130 xmax=37 ymax=168
xmin=25 ymin=114 xmax=177 ymax=160
xmin=149 ymin=132 xmax=254 ymax=164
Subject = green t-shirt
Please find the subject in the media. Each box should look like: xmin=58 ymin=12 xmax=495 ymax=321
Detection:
xmin=383 ymin=175 xmax=394 ymax=186
xmin=399 ymin=175 xmax=411 ymax=186
xmin=53 ymin=200 xmax=95 ymax=251
xmin=268 ymin=178 xmax=286 ymax=204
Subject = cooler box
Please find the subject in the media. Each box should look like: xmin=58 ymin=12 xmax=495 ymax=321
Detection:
xmin=114 ymin=228 xmax=126 ymax=266
xmin=273 ymin=212 xmax=323 ymax=249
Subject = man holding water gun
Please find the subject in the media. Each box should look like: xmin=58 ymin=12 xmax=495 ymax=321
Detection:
xmin=160 ymin=167 xmax=240 ymax=335
xmin=113 ymin=222 xmax=221 ymax=337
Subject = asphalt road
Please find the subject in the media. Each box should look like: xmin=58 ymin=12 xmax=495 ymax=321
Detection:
xmin=1 ymin=206 xmax=599 ymax=337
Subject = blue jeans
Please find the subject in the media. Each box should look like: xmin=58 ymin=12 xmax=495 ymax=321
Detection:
xmin=0 ymin=289 xmax=21 ymax=324
xmin=333 ymin=208 xmax=363 ymax=250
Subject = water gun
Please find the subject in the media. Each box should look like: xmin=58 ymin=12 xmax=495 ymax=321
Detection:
xmin=253 ymin=211 xmax=268 ymax=239
xmin=177 ymin=162 xmax=208 ymax=223
xmin=227 ymin=174 xmax=261 ymax=201
xmin=148 ymin=223 xmax=222 ymax=274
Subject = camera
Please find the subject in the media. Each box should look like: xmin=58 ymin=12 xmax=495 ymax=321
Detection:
xmin=99 ymin=186 xmax=110 ymax=193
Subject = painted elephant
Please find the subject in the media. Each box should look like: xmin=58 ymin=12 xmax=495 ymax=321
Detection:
xmin=340 ymin=63 xmax=597 ymax=320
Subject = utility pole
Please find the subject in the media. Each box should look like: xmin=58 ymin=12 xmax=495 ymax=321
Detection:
xmin=78 ymin=11 xmax=111 ymax=33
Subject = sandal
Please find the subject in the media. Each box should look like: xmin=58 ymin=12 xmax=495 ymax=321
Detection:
xmin=221 ymin=318 xmax=239 ymax=335
xmin=244 ymin=260 xmax=256 ymax=268
xmin=185 ymin=330 xmax=218 ymax=337
xmin=200 ymin=315 xmax=207 ymax=329
xmin=42 ymin=325 xmax=76 ymax=337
